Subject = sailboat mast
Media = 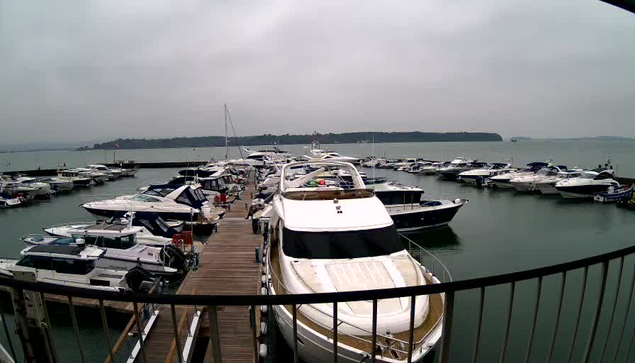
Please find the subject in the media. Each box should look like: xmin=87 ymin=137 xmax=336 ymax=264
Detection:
xmin=224 ymin=104 xmax=228 ymax=161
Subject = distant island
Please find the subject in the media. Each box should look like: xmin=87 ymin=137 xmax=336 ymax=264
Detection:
xmin=91 ymin=132 xmax=503 ymax=150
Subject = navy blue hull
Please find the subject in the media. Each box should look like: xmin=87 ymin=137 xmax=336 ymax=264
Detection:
xmin=389 ymin=204 xmax=463 ymax=231
xmin=84 ymin=207 xmax=198 ymax=221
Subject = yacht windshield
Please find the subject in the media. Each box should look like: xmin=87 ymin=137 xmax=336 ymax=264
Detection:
xmin=282 ymin=226 xmax=404 ymax=259
xmin=132 ymin=195 xmax=161 ymax=202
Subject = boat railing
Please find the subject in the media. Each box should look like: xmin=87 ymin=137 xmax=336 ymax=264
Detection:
xmin=1 ymin=241 xmax=635 ymax=362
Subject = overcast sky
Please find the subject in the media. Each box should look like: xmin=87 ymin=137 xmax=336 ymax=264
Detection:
xmin=1 ymin=0 xmax=634 ymax=146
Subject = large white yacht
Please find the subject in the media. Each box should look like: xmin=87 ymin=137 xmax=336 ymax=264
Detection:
xmin=457 ymin=163 xmax=515 ymax=185
xmin=266 ymin=161 xmax=445 ymax=362
xmin=489 ymin=162 xmax=549 ymax=189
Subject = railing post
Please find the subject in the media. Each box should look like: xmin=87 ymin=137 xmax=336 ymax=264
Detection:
xmin=567 ymin=266 xmax=589 ymax=363
xmin=170 ymin=304 xmax=184 ymax=363
xmin=600 ymin=257 xmax=624 ymax=361
xmin=439 ymin=291 xmax=455 ymax=363
xmin=525 ymin=277 xmax=542 ymax=363
xmin=613 ymin=264 xmax=635 ymax=363
xmin=407 ymin=295 xmax=416 ymax=363
xmin=333 ymin=302 xmax=338 ymax=363
xmin=292 ymin=304 xmax=299 ymax=363
xmin=471 ymin=287 xmax=485 ymax=363
xmin=548 ymin=271 xmax=567 ymax=363
xmin=371 ymin=299 xmax=378 ymax=363
xmin=582 ymin=261 xmax=609 ymax=362
xmin=132 ymin=301 xmax=147 ymax=363
xmin=500 ymin=281 xmax=516 ymax=363
xmin=68 ymin=296 xmax=86 ymax=363
xmin=207 ymin=305 xmax=222 ymax=363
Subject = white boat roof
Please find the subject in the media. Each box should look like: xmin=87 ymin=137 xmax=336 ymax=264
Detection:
xmin=22 ymin=245 xmax=104 ymax=260
xmin=276 ymin=195 xmax=393 ymax=232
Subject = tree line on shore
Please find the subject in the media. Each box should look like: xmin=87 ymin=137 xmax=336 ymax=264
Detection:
xmin=91 ymin=131 xmax=502 ymax=150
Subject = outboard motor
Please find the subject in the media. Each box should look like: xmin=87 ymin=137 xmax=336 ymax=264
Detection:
xmin=126 ymin=266 xmax=155 ymax=292
xmin=160 ymin=244 xmax=190 ymax=272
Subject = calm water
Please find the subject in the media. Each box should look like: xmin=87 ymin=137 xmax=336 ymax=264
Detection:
xmin=2 ymin=140 xmax=635 ymax=176
xmin=0 ymin=142 xmax=634 ymax=361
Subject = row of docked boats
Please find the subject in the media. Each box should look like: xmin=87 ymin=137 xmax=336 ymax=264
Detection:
xmin=385 ymin=156 xmax=629 ymax=201
xmin=0 ymin=161 xmax=252 ymax=295
xmin=251 ymin=160 xmax=448 ymax=362
xmin=0 ymin=164 xmax=138 ymax=209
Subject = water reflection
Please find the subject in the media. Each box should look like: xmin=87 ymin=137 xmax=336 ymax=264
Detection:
xmin=401 ymin=226 xmax=462 ymax=250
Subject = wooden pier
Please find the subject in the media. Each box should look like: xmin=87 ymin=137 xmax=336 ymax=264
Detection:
xmin=134 ymin=182 xmax=262 ymax=363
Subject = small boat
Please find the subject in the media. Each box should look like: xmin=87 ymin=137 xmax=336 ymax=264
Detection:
xmin=594 ymin=185 xmax=634 ymax=203
xmin=0 ymin=243 xmax=155 ymax=292
xmin=43 ymin=213 xmax=181 ymax=246
xmin=88 ymin=164 xmax=123 ymax=180
xmin=82 ymin=184 xmax=217 ymax=223
xmin=556 ymin=170 xmax=620 ymax=199
xmin=510 ymin=164 xmax=567 ymax=192
xmin=439 ymin=158 xmax=487 ymax=181
xmin=0 ymin=194 xmax=22 ymax=208
xmin=9 ymin=176 xmax=51 ymax=199
xmin=22 ymin=227 xmax=189 ymax=276
xmin=370 ymin=181 xmax=466 ymax=231
xmin=58 ymin=170 xmax=92 ymax=188
xmin=42 ymin=177 xmax=74 ymax=193
xmin=489 ymin=162 xmax=549 ymax=189
xmin=73 ymin=168 xmax=109 ymax=184
xmin=534 ymin=170 xmax=582 ymax=195
xmin=418 ymin=161 xmax=446 ymax=175
xmin=457 ymin=163 xmax=515 ymax=186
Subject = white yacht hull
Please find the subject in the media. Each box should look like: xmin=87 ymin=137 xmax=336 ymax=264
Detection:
xmin=536 ymin=184 xmax=559 ymax=195
xmin=511 ymin=181 xmax=534 ymax=192
xmin=271 ymin=289 xmax=441 ymax=363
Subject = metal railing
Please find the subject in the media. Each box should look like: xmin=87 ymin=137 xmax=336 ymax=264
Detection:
xmin=0 ymin=242 xmax=633 ymax=362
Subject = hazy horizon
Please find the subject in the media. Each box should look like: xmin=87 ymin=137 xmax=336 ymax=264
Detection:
xmin=2 ymin=1 xmax=635 ymax=146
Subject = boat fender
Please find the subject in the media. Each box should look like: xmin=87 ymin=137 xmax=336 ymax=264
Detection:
xmin=454 ymin=198 xmax=462 ymax=204
xmin=261 ymin=287 xmax=267 ymax=295
xmin=261 ymin=305 xmax=268 ymax=314
xmin=259 ymin=344 xmax=268 ymax=358
xmin=261 ymin=275 xmax=266 ymax=284
xmin=260 ymin=322 xmax=267 ymax=335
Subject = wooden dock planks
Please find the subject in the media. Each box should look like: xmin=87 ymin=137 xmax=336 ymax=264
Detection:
xmin=139 ymin=182 xmax=262 ymax=363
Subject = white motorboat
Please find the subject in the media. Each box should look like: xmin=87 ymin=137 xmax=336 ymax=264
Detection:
xmin=418 ymin=161 xmax=446 ymax=175
xmin=534 ymin=170 xmax=582 ymax=195
xmin=0 ymin=194 xmax=22 ymax=208
xmin=510 ymin=165 xmax=567 ymax=193
xmin=0 ymin=243 xmax=154 ymax=292
xmin=556 ymin=170 xmax=620 ymax=199
xmin=308 ymin=151 xmax=360 ymax=164
xmin=438 ymin=158 xmax=487 ymax=181
xmin=9 ymin=176 xmax=51 ymax=198
xmin=43 ymin=213 xmax=180 ymax=247
xmin=83 ymin=184 xmax=213 ymax=222
xmin=243 ymin=146 xmax=291 ymax=161
xmin=393 ymin=158 xmax=418 ymax=171
xmin=489 ymin=162 xmax=549 ymax=189
xmin=457 ymin=163 xmax=515 ymax=186
xmin=22 ymin=227 xmax=188 ymax=276
xmin=73 ymin=168 xmax=109 ymax=184
xmin=266 ymin=160 xmax=445 ymax=362
xmin=88 ymin=164 xmax=123 ymax=180
xmin=0 ymin=175 xmax=38 ymax=199
xmin=58 ymin=170 xmax=93 ymax=187
xmin=42 ymin=176 xmax=74 ymax=193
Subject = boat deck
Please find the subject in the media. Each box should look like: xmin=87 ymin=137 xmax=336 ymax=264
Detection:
xmin=269 ymin=240 xmax=444 ymax=360
xmin=137 ymin=181 xmax=262 ymax=363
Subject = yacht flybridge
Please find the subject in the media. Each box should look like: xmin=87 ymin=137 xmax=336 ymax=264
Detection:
xmin=265 ymin=161 xmax=445 ymax=362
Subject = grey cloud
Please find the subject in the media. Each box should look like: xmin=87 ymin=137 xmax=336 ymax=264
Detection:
xmin=1 ymin=0 xmax=634 ymax=146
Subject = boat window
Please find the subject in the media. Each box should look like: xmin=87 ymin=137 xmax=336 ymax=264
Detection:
xmin=282 ymin=226 xmax=404 ymax=259
xmin=16 ymin=256 xmax=53 ymax=270
xmin=132 ymin=195 xmax=161 ymax=203
xmin=52 ymin=259 xmax=95 ymax=275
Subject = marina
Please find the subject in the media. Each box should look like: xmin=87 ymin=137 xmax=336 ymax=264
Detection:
xmin=0 ymin=140 xmax=634 ymax=362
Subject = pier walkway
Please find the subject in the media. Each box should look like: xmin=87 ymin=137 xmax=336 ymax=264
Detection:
xmin=137 ymin=182 xmax=262 ymax=363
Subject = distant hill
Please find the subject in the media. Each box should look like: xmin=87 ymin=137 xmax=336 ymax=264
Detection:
xmin=92 ymin=132 xmax=503 ymax=150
